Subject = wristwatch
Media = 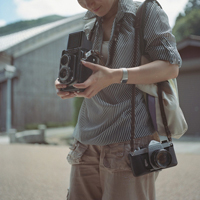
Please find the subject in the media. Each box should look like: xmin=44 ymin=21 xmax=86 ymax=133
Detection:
xmin=120 ymin=68 xmax=128 ymax=84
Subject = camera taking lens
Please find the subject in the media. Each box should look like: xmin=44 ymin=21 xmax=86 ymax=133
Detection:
xmin=148 ymin=140 xmax=173 ymax=170
xmin=151 ymin=149 xmax=172 ymax=168
xmin=59 ymin=67 xmax=71 ymax=82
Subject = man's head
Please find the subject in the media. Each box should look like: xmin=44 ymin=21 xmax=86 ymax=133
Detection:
xmin=77 ymin=0 xmax=119 ymax=18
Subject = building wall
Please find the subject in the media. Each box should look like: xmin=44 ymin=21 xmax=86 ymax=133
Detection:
xmin=12 ymin=35 xmax=75 ymax=130
xmin=178 ymin=45 xmax=200 ymax=136
xmin=177 ymin=69 xmax=200 ymax=136
xmin=179 ymin=46 xmax=200 ymax=60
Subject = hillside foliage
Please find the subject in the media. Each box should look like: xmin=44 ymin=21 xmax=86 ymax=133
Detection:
xmin=0 ymin=15 xmax=67 ymax=36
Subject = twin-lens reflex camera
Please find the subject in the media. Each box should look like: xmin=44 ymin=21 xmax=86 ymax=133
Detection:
xmin=58 ymin=31 xmax=99 ymax=92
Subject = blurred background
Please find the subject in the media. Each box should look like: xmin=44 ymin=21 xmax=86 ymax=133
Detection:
xmin=0 ymin=0 xmax=200 ymax=199
xmin=0 ymin=0 xmax=200 ymax=137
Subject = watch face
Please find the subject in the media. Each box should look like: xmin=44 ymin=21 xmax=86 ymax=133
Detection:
xmin=121 ymin=79 xmax=128 ymax=84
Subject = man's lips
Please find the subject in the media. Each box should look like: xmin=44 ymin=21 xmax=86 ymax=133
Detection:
xmin=92 ymin=6 xmax=101 ymax=12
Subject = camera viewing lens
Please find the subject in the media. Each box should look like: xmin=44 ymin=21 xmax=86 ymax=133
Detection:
xmin=152 ymin=149 xmax=172 ymax=168
xmin=61 ymin=54 xmax=70 ymax=65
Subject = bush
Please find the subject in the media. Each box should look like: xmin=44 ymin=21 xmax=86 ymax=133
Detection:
xmin=73 ymin=97 xmax=84 ymax=127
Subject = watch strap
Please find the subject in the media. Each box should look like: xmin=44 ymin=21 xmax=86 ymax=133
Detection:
xmin=121 ymin=68 xmax=128 ymax=83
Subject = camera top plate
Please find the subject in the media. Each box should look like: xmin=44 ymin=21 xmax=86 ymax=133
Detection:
xmin=130 ymin=140 xmax=173 ymax=156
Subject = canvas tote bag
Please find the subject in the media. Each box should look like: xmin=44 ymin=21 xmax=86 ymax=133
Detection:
xmin=135 ymin=0 xmax=188 ymax=139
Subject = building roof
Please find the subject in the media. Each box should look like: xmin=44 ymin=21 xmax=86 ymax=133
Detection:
xmin=0 ymin=13 xmax=85 ymax=57
xmin=0 ymin=19 xmax=70 ymax=52
xmin=177 ymin=35 xmax=200 ymax=51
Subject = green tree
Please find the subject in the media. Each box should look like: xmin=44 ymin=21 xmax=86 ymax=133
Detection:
xmin=173 ymin=9 xmax=200 ymax=42
xmin=173 ymin=0 xmax=200 ymax=42
xmin=185 ymin=0 xmax=200 ymax=14
xmin=175 ymin=13 xmax=185 ymax=21
xmin=0 ymin=15 xmax=66 ymax=36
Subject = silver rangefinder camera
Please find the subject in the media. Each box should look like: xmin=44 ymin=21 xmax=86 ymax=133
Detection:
xmin=129 ymin=140 xmax=178 ymax=177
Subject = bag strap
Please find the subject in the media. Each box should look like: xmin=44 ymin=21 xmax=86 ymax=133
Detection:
xmin=131 ymin=0 xmax=171 ymax=151
xmin=157 ymin=83 xmax=172 ymax=141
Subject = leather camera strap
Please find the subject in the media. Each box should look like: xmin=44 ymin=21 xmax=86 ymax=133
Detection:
xmin=131 ymin=0 xmax=171 ymax=152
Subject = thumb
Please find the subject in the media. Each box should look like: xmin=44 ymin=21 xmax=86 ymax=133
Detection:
xmin=73 ymin=75 xmax=93 ymax=88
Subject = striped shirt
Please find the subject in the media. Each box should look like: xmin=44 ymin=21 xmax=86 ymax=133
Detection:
xmin=72 ymin=0 xmax=182 ymax=146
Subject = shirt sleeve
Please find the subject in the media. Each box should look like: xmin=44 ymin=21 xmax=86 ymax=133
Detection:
xmin=143 ymin=2 xmax=182 ymax=67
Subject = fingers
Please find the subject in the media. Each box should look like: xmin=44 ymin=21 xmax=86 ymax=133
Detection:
xmin=55 ymin=78 xmax=70 ymax=99
xmin=55 ymin=78 xmax=67 ymax=89
xmin=60 ymin=93 xmax=76 ymax=99
xmin=57 ymin=90 xmax=76 ymax=99
xmin=73 ymin=87 xmax=97 ymax=99
xmin=81 ymin=60 xmax=100 ymax=71
xmin=55 ymin=79 xmax=83 ymax=99
xmin=73 ymin=77 xmax=93 ymax=89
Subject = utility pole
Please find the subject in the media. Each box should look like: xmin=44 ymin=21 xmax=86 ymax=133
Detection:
xmin=5 ymin=65 xmax=16 ymax=133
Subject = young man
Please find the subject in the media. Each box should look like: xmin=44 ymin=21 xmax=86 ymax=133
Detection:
xmin=55 ymin=0 xmax=181 ymax=199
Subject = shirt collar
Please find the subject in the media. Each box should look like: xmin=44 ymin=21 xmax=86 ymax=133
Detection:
xmin=83 ymin=0 xmax=139 ymax=20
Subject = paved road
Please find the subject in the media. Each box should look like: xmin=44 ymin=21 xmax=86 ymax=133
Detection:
xmin=0 ymin=128 xmax=200 ymax=200
xmin=1 ymin=127 xmax=200 ymax=154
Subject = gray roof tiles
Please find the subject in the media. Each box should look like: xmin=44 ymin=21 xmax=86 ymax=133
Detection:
xmin=0 ymin=13 xmax=85 ymax=52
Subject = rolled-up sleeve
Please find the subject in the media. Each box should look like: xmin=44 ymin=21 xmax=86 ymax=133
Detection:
xmin=143 ymin=2 xmax=182 ymax=67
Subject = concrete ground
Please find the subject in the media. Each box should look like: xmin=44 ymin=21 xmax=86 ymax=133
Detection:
xmin=0 ymin=127 xmax=200 ymax=200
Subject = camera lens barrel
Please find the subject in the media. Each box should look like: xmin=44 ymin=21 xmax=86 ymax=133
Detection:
xmin=59 ymin=67 xmax=71 ymax=82
xmin=152 ymin=149 xmax=172 ymax=168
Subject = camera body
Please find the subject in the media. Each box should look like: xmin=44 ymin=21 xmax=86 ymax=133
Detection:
xmin=58 ymin=31 xmax=98 ymax=92
xmin=129 ymin=140 xmax=178 ymax=177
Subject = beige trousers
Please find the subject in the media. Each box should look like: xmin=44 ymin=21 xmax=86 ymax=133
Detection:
xmin=66 ymin=133 xmax=160 ymax=200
